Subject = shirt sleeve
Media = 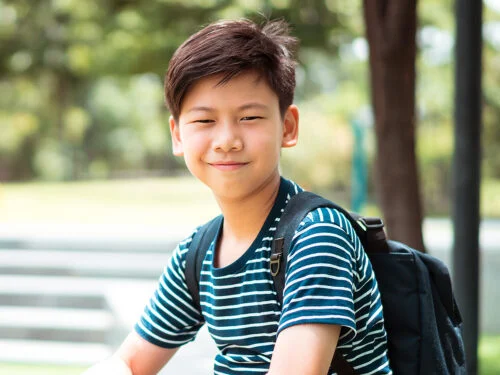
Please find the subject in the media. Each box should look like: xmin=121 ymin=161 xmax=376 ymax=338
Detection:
xmin=277 ymin=207 xmax=358 ymax=341
xmin=134 ymin=230 xmax=205 ymax=348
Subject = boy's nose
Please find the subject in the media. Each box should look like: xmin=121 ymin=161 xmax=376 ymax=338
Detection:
xmin=213 ymin=122 xmax=243 ymax=152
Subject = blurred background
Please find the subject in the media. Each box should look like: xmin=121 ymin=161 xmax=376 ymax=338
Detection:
xmin=0 ymin=0 xmax=499 ymax=374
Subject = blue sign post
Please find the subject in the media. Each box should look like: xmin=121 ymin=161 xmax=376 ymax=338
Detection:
xmin=350 ymin=117 xmax=367 ymax=213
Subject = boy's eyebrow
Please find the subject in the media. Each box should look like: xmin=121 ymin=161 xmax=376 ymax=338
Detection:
xmin=185 ymin=103 xmax=269 ymax=114
xmin=237 ymin=103 xmax=269 ymax=111
xmin=185 ymin=106 xmax=214 ymax=114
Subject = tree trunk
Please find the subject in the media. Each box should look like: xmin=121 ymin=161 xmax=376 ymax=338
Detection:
xmin=363 ymin=0 xmax=425 ymax=251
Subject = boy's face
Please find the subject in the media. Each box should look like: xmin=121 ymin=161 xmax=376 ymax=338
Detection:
xmin=170 ymin=71 xmax=299 ymax=201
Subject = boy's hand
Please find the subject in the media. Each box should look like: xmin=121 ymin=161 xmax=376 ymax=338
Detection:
xmin=82 ymin=331 xmax=179 ymax=375
xmin=267 ymin=323 xmax=341 ymax=375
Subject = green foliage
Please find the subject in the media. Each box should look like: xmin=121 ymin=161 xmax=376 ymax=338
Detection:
xmin=417 ymin=122 xmax=454 ymax=215
xmin=481 ymin=179 xmax=500 ymax=218
xmin=0 ymin=0 xmax=356 ymax=181
xmin=282 ymin=94 xmax=353 ymax=194
xmin=1 ymin=0 xmax=500 ymax=217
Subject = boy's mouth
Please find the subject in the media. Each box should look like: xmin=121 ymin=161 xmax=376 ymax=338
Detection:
xmin=209 ymin=161 xmax=248 ymax=171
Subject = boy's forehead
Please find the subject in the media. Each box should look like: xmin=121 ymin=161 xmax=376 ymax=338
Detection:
xmin=180 ymin=71 xmax=277 ymax=110
xmin=200 ymin=71 xmax=265 ymax=91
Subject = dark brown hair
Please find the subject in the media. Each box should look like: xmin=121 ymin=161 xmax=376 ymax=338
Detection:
xmin=165 ymin=19 xmax=299 ymax=121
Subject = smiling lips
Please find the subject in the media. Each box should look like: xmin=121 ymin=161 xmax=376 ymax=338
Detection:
xmin=209 ymin=161 xmax=248 ymax=171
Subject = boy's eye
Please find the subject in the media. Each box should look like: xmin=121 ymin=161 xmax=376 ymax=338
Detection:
xmin=193 ymin=119 xmax=214 ymax=124
xmin=241 ymin=116 xmax=262 ymax=121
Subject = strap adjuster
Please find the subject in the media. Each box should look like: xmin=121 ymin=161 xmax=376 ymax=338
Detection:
xmin=270 ymin=252 xmax=282 ymax=276
xmin=357 ymin=216 xmax=388 ymax=249
xmin=270 ymin=237 xmax=285 ymax=276
xmin=357 ymin=217 xmax=384 ymax=231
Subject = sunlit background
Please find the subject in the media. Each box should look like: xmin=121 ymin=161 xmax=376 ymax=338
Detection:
xmin=1 ymin=0 xmax=500 ymax=374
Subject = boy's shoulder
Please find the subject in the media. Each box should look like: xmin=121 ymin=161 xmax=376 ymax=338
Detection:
xmin=173 ymin=226 xmax=207 ymax=264
xmin=292 ymin=200 xmax=360 ymax=248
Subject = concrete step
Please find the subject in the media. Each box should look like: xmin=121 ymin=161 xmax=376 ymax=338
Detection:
xmin=0 ymin=339 xmax=112 ymax=366
xmin=0 ymin=275 xmax=156 ymax=296
xmin=0 ymin=306 xmax=113 ymax=330
xmin=0 ymin=275 xmax=156 ymax=311
xmin=0 ymin=249 xmax=170 ymax=278
xmin=0 ymin=292 xmax=105 ymax=309
xmin=0 ymin=223 xmax=188 ymax=252
xmin=0 ymin=274 xmax=156 ymax=336
xmin=0 ymin=306 xmax=114 ymax=343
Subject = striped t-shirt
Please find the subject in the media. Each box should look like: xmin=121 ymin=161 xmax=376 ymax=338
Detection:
xmin=135 ymin=177 xmax=392 ymax=374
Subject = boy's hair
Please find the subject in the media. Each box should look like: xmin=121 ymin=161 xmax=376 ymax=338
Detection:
xmin=165 ymin=19 xmax=299 ymax=121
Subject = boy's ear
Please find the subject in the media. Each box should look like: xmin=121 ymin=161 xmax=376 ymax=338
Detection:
xmin=281 ymin=105 xmax=299 ymax=148
xmin=169 ymin=116 xmax=184 ymax=156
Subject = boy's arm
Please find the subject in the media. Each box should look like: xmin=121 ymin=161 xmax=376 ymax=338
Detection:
xmin=267 ymin=323 xmax=341 ymax=375
xmin=82 ymin=331 xmax=179 ymax=375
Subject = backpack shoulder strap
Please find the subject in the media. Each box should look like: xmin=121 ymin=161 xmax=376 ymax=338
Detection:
xmin=270 ymin=191 xmax=339 ymax=306
xmin=185 ymin=215 xmax=223 ymax=313
xmin=270 ymin=190 xmax=388 ymax=305
xmin=271 ymin=191 xmax=359 ymax=374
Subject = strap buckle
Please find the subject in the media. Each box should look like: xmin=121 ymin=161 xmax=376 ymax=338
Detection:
xmin=270 ymin=237 xmax=285 ymax=277
xmin=357 ymin=216 xmax=388 ymax=251
xmin=357 ymin=217 xmax=384 ymax=231
xmin=270 ymin=252 xmax=282 ymax=276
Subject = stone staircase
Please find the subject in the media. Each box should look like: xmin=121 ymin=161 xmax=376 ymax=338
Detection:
xmin=0 ymin=227 xmax=177 ymax=367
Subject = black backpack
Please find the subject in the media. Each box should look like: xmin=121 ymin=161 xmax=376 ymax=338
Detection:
xmin=185 ymin=191 xmax=467 ymax=375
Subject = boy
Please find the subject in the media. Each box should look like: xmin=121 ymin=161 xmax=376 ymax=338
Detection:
xmin=84 ymin=19 xmax=392 ymax=375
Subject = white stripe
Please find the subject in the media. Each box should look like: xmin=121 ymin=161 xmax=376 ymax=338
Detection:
xmin=143 ymin=301 xmax=178 ymax=331
xmin=283 ymin=294 xmax=351 ymax=308
xmin=201 ymin=267 xmax=270 ymax=280
xmin=163 ymin=267 xmax=201 ymax=316
xmin=366 ymin=305 xmax=384 ymax=326
xmin=223 ymin=340 xmax=276 ymax=350
xmin=288 ymin=249 xmax=352 ymax=273
xmin=326 ymin=207 xmax=334 ymax=222
xmin=284 ymin=283 xmax=352 ymax=296
xmin=200 ymin=290 xmax=275 ymax=300
xmin=214 ymin=360 xmax=269 ymax=373
xmin=284 ymin=271 xmax=353 ymax=297
xmin=201 ymin=299 xmax=279 ymax=311
xmin=352 ymin=350 xmax=391 ymax=374
xmin=203 ymin=310 xmax=280 ymax=321
xmin=158 ymin=275 xmax=199 ymax=323
xmin=281 ymin=313 xmax=356 ymax=326
xmin=285 ymin=263 xmax=353 ymax=293
xmin=295 ymin=230 xmax=354 ymax=253
xmin=136 ymin=320 xmax=192 ymax=345
xmin=150 ymin=292 xmax=191 ymax=327
xmin=281 ymin=305 xmax=355 ymax=321
xmin=200 ymin=278 xmax=272 ymax=290
xmin=350 ymin=336 xmax=387 ymax=356
xmin=205 ymin=319 xmax=278 ymax=332
xmin=210 ymin=330 xmax=277 ymax=342
xmin=291 ymin=238 xmax=354 ymax=264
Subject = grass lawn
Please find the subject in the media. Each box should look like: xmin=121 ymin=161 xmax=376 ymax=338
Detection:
xmin=0 ymin=175 xmax=219 ymax=227
xmin=1 ymin=176 xmax=499 ymax=226
xmin=480 ymin=335 xmax=500 ymax=375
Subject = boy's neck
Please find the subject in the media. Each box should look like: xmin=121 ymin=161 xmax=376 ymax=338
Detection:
xmin=215 ymin=174 xmax=281 ymax=242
